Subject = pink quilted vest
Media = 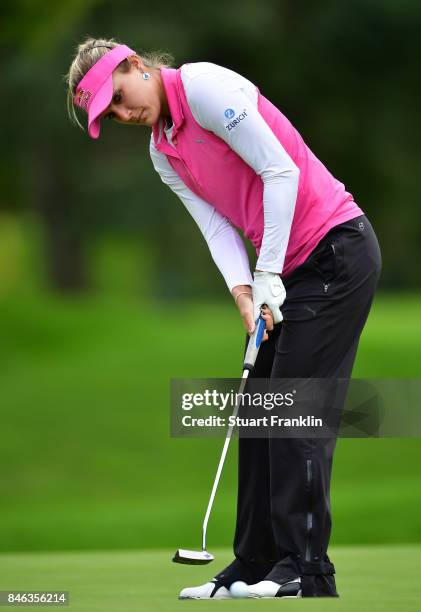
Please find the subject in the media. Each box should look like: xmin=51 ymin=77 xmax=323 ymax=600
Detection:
xmin=152 ymin=66 xmax=363 ymax=278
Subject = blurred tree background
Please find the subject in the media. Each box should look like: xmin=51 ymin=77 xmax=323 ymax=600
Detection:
xmin=1 ymin=0 xmax=420 ymax=296
xmin=0 ymin=0 xmax=420 ymax=554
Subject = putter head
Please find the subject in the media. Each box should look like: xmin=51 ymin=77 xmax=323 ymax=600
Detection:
xmin=173 ymin=549 xmax=214 ymax=565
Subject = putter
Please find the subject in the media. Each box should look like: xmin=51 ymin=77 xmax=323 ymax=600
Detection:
xmin=173 ymin=315 xmax=266 ymax=564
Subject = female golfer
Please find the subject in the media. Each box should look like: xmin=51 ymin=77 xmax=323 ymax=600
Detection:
xmin=66 ymin=38 xmax=381 ymax=599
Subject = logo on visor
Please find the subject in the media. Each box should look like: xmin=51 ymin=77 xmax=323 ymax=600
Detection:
xmin=77 ymin=88 xmax=93 ymax=110
xmin=224 ymin=108 xmax=235 ymax=119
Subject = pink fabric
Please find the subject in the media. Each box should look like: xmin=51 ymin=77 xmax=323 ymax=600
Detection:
xmin=75 ymin=44 xmax=135 ymax=139
xmin=152 ymin=67 xmax=363 ymax=278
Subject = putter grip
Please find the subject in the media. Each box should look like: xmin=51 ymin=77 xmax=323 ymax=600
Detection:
xmin=243 ymin=316 xmax=265 ymax=371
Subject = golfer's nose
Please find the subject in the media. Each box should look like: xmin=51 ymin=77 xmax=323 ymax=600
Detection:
xmin=113 ymin=106 xmax=132 ymax=122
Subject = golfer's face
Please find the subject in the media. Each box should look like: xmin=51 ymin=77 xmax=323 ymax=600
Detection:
xmin=103 ymin=62 xmax=161 ymax=127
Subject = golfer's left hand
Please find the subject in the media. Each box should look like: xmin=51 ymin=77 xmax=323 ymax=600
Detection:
xmin=260 ymin=304 xmax=275 ymax=335
xmin=253 ymin=271 xmax=286 ymax=324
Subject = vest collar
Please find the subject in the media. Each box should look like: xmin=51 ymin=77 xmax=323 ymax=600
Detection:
xmin=152 ymin=67 xmax=185 ymax=156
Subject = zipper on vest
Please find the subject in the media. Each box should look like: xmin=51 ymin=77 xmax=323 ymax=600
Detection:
xmin=305 ymin=458 xmax=313 ymax=562
xmin=180 ymin=159 xmax=205 ymax=200
xmin=164 ymin=125 xmax=206 ymax=198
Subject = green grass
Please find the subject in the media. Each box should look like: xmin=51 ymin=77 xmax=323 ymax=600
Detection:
xmin=0 ymin=291 xmax=420 ymax=552
xmin=0 ymin=546 xmax=420 ymax=611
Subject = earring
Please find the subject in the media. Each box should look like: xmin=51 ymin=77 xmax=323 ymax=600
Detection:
xmin=143 ymin=72 xmax=151 ymax=80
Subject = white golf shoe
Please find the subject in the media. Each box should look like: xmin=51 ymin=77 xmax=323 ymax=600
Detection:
xmin=248 ymin=577 xmax=302 ymax=598
xmin=179 ymin=581 xmax=232 ymax=600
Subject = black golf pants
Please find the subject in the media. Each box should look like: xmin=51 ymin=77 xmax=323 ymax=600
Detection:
xmin=215 ymin=214 xmax=382 ymax=597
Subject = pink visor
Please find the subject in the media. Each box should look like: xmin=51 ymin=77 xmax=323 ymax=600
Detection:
xmin=74 ymin=44 xmax=136 ymax=139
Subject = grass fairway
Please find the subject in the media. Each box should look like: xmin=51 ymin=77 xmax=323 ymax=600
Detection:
xmin=0 ymin=545 xmax=420 ymax=611
xmin=0 ymin=293 xmax=420 ymax=552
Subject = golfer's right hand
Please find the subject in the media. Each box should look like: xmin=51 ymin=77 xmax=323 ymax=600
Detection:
xmin=233 ymin=290 xmax=273 ymax=341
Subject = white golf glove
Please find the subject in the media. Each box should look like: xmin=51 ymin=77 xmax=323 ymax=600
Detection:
xmin=253 ymin=271 xmax=286 ymax=324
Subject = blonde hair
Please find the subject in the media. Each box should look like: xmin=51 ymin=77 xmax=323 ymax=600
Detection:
xmin=65 ymin=36 xmax=174 ymax=131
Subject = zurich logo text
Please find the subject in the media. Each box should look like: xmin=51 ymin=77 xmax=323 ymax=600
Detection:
xmin=224 ymin=108 xmax=235 ymax=119
xmin=225 ymin=109 xmax=248 ymax=131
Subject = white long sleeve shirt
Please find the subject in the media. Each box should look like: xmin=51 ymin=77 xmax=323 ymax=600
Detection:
xmin=150 ymin=62 xmax=299 ymax=292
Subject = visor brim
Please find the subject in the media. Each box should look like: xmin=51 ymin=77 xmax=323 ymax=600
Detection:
xmin=87 ymin=75 xmax=114 ymax=139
